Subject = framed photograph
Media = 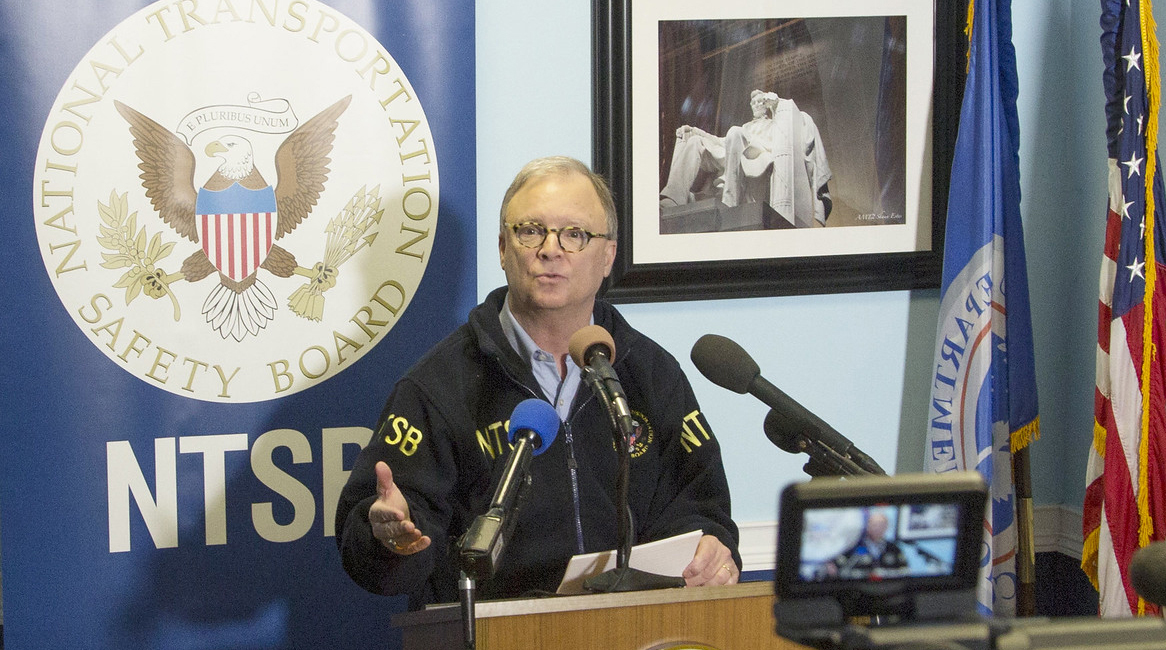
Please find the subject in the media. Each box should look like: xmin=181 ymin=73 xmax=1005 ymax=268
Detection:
xmin=593 ymin=0 xmax=967 ymax=302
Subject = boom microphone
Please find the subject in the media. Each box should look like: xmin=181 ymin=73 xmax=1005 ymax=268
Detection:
xmin=458 ymin=398 xmax=560 ymax=579
xmin=1131 ymin=541 xmax=1166 ymax=606
xmin=569 ymin=325 xmax=634 ymax=436
xmin=691 ymin=333 xmax=885 ymax=476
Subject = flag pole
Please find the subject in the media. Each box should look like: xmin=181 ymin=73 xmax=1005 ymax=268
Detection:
xmin=1013 ymin=445 xmax=1035 ymax=615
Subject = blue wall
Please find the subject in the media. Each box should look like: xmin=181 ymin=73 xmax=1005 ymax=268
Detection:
xmin=477 ymin=0 xmax=1114 ymax=525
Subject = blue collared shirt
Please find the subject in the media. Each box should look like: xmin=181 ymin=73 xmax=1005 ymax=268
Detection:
xmin=499 ymin=300 xmax=585 ymax=421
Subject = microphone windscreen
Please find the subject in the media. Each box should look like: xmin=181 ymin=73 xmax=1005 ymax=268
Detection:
xmin=763 ymin=409 xmax=803 ymax=454
xmin=690 ymin=334 xmax=760 ymax=394
xmin=1131 ymin=541 xmax=1166 ymax=606
xmin=507 ymin=398 xmax=560 ymax=455
xmin=568 ymin=324 xmax=616 ymax=367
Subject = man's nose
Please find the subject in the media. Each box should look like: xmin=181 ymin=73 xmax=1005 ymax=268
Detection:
xmin=538 ymin=231 xmax=565 ymax=256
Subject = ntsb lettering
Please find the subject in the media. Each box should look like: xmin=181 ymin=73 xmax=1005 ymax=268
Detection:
xmin=107 ymin=427 xmax=370 ymax=552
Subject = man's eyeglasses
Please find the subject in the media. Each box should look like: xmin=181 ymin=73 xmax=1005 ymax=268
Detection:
xmin=507 ymin=221 xmax=610 ymax=253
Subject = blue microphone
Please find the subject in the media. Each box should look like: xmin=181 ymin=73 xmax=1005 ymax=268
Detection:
xmin=490 ymin=399 xmax=559 ymax=514
xmin=459 ymin=399 xmax=560 ymax=579
xmin=508 ymin=398 xmax=560 ymax=455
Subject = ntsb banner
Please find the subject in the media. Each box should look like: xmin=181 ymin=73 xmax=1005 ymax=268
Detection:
xmin=0 ymin=2 xmax=475 ymax=648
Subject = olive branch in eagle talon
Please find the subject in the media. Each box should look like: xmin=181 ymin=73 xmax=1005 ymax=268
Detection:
xmin=288 ymin=184 xmax=383 ymax=321
xmin=96 ymin=190 xmax=183 ymax=320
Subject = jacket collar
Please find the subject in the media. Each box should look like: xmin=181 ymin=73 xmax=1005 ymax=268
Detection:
xmin=469 ymin=286 xmax=636 ymax=372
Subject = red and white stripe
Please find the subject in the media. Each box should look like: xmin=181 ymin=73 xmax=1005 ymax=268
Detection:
xmin=1084 ymin=162 xmax=1166 ymax=617
xmin=199 ymin=212 xmax=275 ymax=282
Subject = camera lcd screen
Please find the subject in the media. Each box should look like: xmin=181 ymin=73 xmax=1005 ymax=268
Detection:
xmin=776 ymin=472 xmax=986 ymax=606
xmin=798 ymin=502 xmax=961 ymax=583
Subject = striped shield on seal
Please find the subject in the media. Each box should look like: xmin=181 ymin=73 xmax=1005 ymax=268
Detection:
xmin=199 ymin=211 xmax=275 ymax=282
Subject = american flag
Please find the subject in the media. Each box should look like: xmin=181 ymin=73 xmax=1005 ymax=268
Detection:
xmin=1082 ymin=0 xmax=1166 ymax=618
xmin=924 ymin=0 xmax=1039 ymax=616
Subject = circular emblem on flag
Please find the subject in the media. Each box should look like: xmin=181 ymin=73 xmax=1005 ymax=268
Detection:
xmin=32 ymin=0 xmax=438 ymax=403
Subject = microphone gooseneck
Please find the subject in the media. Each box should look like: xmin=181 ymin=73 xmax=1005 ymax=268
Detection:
xmin=570 ymin=324 xmax=635 ymax=571
xmin=568 ymin=325 xmax=686 ymax=595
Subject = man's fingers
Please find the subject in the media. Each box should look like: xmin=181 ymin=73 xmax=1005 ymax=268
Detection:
xmin=375 ymin=461 xmax=395 ymax=500
xmin=389 ymin=534 xmax=432 ymax=555
xmin=371 ymin=514 xmax=431 ymax=555
xmin=682 ymin=553 xmax=721 ymax=585
xmin=689 ymin=558 xmax=737 ymax=586
xmin=717 ymin=562 xmax=739 ymax=585
xmin=683 ymin=535 xmax=739 ymax=586
xmin=370 ymin=461 xmax=428 ymax=554
xmin=373 ymin=518 xmax=411 ymax=540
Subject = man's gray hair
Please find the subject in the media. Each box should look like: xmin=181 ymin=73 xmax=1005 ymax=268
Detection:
xmin=498 ymin=156 xmax=618 ymax=240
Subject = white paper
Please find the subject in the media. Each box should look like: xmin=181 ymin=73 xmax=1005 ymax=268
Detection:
xmin=555 ymin=530 xmax=703 ymax=595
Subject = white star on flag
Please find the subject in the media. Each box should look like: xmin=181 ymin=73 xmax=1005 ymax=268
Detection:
xmin=1128 ymin=257 xmax=1146 ymax=281
xmin=1125 ymin=46 xmax=1142 ymax=71
xmin=1124 ymin=152 xmax=1144 ymax=178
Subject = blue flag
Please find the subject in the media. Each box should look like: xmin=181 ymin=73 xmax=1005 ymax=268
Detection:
xmin=924 ymin=0 xmax=1040 ymax=616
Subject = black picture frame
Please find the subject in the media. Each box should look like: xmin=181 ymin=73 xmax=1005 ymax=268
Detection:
xmin=593 ymin=0 xmax=967 ymax=303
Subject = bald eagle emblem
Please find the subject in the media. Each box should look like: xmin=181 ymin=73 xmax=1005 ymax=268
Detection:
xmin=111 ymin=95 xmax=362 ymax=341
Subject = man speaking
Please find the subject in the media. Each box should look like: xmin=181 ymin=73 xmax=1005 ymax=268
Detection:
xmin=335 ymin=156 xmax=740 ymax=608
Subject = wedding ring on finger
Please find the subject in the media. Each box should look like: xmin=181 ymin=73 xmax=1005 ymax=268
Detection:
xmin=389 ymin=538 xmax=408 ymax=552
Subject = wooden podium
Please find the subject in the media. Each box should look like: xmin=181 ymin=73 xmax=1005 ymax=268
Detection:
xmin=392 ymin=580 xmax=810 ymax=650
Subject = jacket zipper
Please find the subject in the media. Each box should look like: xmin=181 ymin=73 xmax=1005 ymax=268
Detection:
xmin=495 ymin=357 xmax=588 ymax=555
xmin=561 ymin=418 xmax=586 ymax=554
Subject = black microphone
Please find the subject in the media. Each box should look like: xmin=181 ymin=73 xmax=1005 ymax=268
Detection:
xmin=1131 ymin=541 xmax=1166 ymax=606
xmin=458 ymin=398 xmax=560 ymax=579
xmin=762 ymin=409 xmax=804 ymax=455
xmin=764 ymin=409 xmax=867 ymax=477
xmin=569 ymin=325 xmax=634 ymax=437
xmin=691 ymin=333 xmax=886 ymax=476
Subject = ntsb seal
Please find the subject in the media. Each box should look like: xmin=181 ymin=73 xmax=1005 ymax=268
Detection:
xmin=33 ymin=0 xmax=437 ymax=403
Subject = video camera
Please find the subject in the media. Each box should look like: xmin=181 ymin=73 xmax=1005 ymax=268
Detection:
xmin=773 ymin=472 xmax=1166 ymax=650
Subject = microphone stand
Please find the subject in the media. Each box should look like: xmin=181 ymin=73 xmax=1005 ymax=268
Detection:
xmin=455 ymin=416 xmax=545 ymax=649
xmin=459 ymin=571 xmax=476 ymax=650
xmin=799 ymin=438 xmax=869 ymax=477
xmin=580 ymin=367 xmax=686 ymax=593
xmin=764 ymin=410 xmax=877 ymax=478
xmin=611 ymin=389 xmax=632 ymax=570
xmin=897 ymin=539 xmax=949 ymax=570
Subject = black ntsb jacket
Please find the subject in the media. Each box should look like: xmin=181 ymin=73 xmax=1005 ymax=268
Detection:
xmin=335 ymin=287 xmax=739 ymax=607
